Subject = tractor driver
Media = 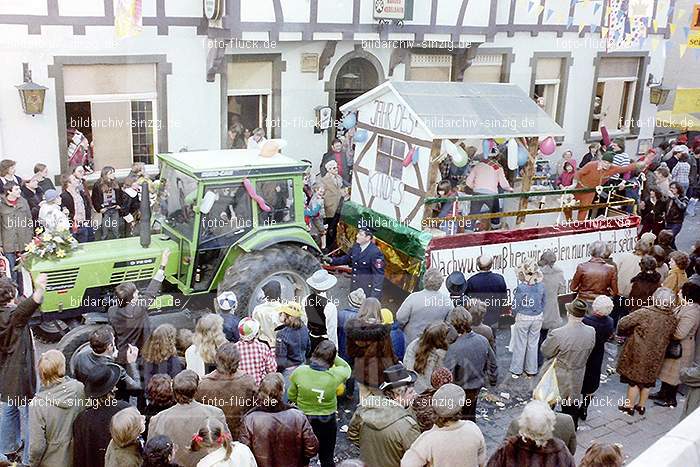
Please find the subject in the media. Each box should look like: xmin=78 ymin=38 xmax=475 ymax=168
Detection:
xmin=327 ymin=224 xmax=385 ymax=299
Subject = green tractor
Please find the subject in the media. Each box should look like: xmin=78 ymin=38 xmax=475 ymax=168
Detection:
xmin=29 ymin=149 xmax=321 ymax=361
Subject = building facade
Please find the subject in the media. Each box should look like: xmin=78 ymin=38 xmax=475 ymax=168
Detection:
xmin=0 ymin=0 xmax=675 ymax=179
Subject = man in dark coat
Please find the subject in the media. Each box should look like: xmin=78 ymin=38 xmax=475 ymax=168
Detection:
xmin=465 ymin=255 xmax=508 ymax=327
xmin=72 ymin=364 xmax=130 ymax=467
xmin=0 ymin=273 xmax=47 ymax=465
xmin=329 ymin=225 xmax=385 ymax=299
xmin=107 ymin=249 xmax=170 ymax=363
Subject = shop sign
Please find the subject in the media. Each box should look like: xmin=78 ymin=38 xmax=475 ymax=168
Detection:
xmin=204 ymin=0 xmax=223 ymax=20
xmin=369 ymin=99 xmax=417 ymax=135
xmin=373 ymin=0 xmax=406 ymax=20
xmin=368 ymin=171 xmax=405 ymax=206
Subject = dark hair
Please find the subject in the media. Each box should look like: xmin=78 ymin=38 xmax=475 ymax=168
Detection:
xmin=89 ymin=326 xmax=115 ymax=354
xmin=0 ymin=159 xmax=16 ymax=177
xmin=657 ymin=230 xmax=674 ymax=247
xmin=146 ymin=374 xmax=175 ymax=407
xmin=176 ymin=329 xmax=194 ymax=356
xmin=215 ymin=342 xmax=241 ymax=375
xmin=98 ymin=166 xmax=118 ymax=193
xmin=3 ymin=181 xmax=17 ymax=195
xmin=639 ymin=255 xmax=657 ymax=273
xmin=34 ymin=163 xmax=47 ymax=174
xmin=414 ymin=322 xmax=450 ymax=374
xmin=652 ymin=245 xmax=667 ymax=265
xmin=0 ymin=277 xmax=17 ymax=307
xmin=434 ymin=412 xmax=462 ymax=428
xmin=579 ymin=443 xmax=624 ymax=467
xmin=123 ymin=175 xmax=139 ymax=188
xmin=172 ymin=370 xmax=199 ymax=404
xmin=114 ymin=282 xmax=138 ymax=307
xmin=143 ymin=435 xmax=175 ymax=467
xmin=60 ymin=174 xmax=72 ymax=191
xmin=670 ymin=251 xmax=690 ymax=271
xmin=679 ymin=153 xmax=689 ymax=162
xmin=331 ymin=138 xmax=342 ymax=147
xmin=669 ymin=181 xmax=686 ymax=197
xmin=262 ymin=280 xmax=281 ymax=301
xmin=311 ymin=339 xmax=337 ymax=368
xmin=436 ymin=180 xmax=451 ymax=195
xmin=257 ymin=373 xmax=284 ymax=405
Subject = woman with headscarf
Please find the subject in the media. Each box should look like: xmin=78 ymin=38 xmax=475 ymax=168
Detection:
xmin=509 ymin=259 xmax=546 ymax=378
xmin=580 ymin=296 xmax=615 ymax=421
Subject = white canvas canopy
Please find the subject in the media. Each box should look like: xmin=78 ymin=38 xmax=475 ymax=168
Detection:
xmin=340 ymin=80 xmax=565 ymax=140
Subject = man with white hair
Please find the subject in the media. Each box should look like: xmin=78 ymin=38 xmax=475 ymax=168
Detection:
xmin=396 ymin=268 xmax=453 ymax=344
xmin=580 ymin=295 xmax=616 ymax=421
xmin=487 ymin=400 xmax=575 ymax=466
xmin=570 ymin=241 xmax=618 ymax=311
xmin=320 ymin=159 xmax=346 ymax=252
xmin=540 ymin=299 xmax=595 ymax=428
xmin=465 ymin=255 xmax=508 ymax=329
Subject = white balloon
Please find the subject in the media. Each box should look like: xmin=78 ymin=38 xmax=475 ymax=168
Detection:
xmin=507 ymin=138 xmax=518 ymax=170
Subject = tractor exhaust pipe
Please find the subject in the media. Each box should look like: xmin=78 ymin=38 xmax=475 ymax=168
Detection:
xmin=140 ymin=181 xmax=151 ymax=248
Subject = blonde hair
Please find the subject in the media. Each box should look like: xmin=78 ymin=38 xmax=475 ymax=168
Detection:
xmin=193 ymin=314 xmax=227 ymax=364
xmin=110 ymin=407 xmax=143 ymax=448
xmin=38 ymin=350 xmax=66 ymax=387
xmin=142 ymin=324 xmax=178 ymax=363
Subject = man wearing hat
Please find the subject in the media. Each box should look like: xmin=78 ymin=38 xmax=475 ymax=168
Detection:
xmin=328 ymin=223 xmax=385 ymax=299
xmin=540 ymin=299 xmax=596 ymax=428
xmin=72 ymin=364 xmax=130 ymax=467
xmin=347 ymin=363 xmax=421 ymax=467
xmin=572 ymin=150 xmax=652 ymax=220
xmin=401 ymin=384 xmax=487 ymax=467
xmin=305 ymin=269 xmax=339 ymax=352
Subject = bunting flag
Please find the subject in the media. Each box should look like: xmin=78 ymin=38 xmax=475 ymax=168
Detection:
xmin=579 ymin=23 xmax=586 ymax=33
xmin=680 ymin=43 xmax=688 ymax=57
xmin=114 ymin=0 xmax=142 ymax=39
xmin=652 ymin=19 xmax=658 ymax=32
xmin=651 ymin=36 xmax=660 ymax=51
xmin=684 ymin=26 xmax=691 ymax=40
xmin=670 ymin=23 xmax=677 ymax=34
xmin=601 ymin=26 xmax=609 ymax=37
xmin=528 ymin=0 xmax=535 ymax=13
xmin=590 ymin=23 xmax=598 ymax=33
xmin=534 ymin=4 xmax=544 ymax=16
xmin=546 ymin=8 xmax=555 ymax=21
xmin=676 ymin=8 xmax=686 ymax=20
xmin=567 ymin=16 xmax=575 ymax=28
xmin=593 ymin=2 xmax=601 ymax=14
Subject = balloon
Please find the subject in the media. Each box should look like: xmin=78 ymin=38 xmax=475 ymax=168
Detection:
xmin=507 ymin=139 xmax=519 ymax=170
xmin=600 ymin=126 xmax=610 ymax=147
xmin=495 ymin=138 xmax=507 ymax=144
xmin=452 ymin=146 xmax=469 ymax=167
xmin=412 ymin=147 xmax=420 ymax=165
xmin=517 ymin=145 xmax=530 ymax=168
xmin=482 ymin=139 xmax=490 ymax=156
xmin=354 ymin=129 xmax=368 ymax=143
xmin=539 ymin=136 xmax=556 ymax=156
xmin=402 ymin=147 xmax=415 ymax=167
xmin=342 ymin=113 xmax=356 ymax=130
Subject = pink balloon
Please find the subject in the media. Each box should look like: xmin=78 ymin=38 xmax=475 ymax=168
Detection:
xmin=539 ymin=137 xmax=556 ymax=156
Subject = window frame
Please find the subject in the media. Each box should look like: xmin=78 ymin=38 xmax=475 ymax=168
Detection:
xmin=375 ymin=135 xmax=406 ymax=180
xmin=528 ymin=52 xmax=573 ymax=130
xmin=585 ymin=52 xmax=649 ymax=143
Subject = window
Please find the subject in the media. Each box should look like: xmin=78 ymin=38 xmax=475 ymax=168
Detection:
xmin=199 ymin=184 xmax=253 ymax=249
xmin=131 ymin=101 xmax=155 ymax=164
xmin=531 ymin=58 xmax=563 ymax=122
xmin=376 ymin=136 xmax=405 ymax=179
xmin=155 ymin=164 xmax=198 ymax=240
xmin=256 ymin=179 xmax=295 ymax=225
xmin=408 ymin=54 xmax=452 ymax=81
xmin=62 ymin=63 xmax=159 ymax=170
xmin=590 ymin=57 xmax=641 ymax=135
xmin=463 ymin=54 xmax=504 ymax=83
xmin=227 ymin=61 xmax=272 ymax=148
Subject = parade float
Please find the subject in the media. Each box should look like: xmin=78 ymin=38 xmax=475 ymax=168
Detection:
xmin=337 ymin=81 xmax=640 ymax=294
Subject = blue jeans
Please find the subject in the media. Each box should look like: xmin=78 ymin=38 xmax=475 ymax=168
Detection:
xmin=0 ymin=403 xmax=29 ymax=464
xmin=72 ymin=225 xmax=95 ymax=243
xmin=5 ymin=252 xmax=22 ymax=294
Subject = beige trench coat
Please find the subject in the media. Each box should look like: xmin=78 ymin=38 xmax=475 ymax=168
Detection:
xmin=540 ymin=319 xmax=596 ymax=401
xmin=659 ymin=303 xmax=700 ymax=386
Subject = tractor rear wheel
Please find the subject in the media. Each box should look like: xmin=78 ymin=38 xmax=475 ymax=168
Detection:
xmin=217 ymin=244 xmax=321 ymax=317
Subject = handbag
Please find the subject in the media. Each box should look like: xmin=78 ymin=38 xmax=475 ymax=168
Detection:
xmin=665 ymin=340 xmax=682 ymax=359
xmin=533 ymin=358 xmax=560 ymax=406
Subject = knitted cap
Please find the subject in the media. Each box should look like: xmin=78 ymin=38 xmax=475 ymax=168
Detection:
xmin=601 ymin=151 xmax=615 ymax=163
xmin=430 ymin=367 xmax=454 ymax=389
xmin=347 ymin=288 xmax=366 ymax=309
xmin=432 ymin=384 xmax=466 ymax=417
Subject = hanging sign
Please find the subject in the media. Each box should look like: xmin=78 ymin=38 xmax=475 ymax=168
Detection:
xmin=373 ymin=0 xmax=407 ymax=20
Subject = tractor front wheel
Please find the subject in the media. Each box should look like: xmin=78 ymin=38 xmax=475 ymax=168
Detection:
xmin=217 ymin=244 xmax=321 ymax=317
xmin=57 ymin=323 xmax=106 ymax=376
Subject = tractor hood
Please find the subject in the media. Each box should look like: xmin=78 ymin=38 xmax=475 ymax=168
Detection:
xmin=29 ymin=236 xmax=179 ymax=313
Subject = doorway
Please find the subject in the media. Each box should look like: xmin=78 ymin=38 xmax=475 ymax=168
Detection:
xmin=333 ymin=58 xmax=380 ymax=132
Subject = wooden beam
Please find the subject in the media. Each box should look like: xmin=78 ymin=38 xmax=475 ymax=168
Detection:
xmin=517 ymin=137 xmax=539 ymax=225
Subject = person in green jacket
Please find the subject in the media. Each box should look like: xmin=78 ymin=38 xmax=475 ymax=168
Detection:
xmin=288 ymin=340 xmax=350 ymax=467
